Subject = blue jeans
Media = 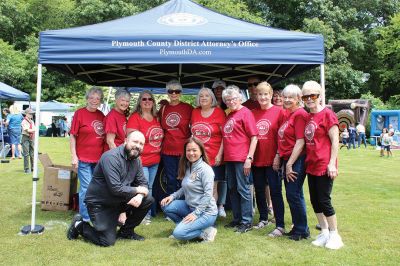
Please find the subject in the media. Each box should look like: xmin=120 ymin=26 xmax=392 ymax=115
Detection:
xmin=282 ymin=155 xmax=308 ymax=235
xmin=78 ymin=161 xmax=97 ymax=221
xmin=143 ymin=163 xmax=159 ymax=216
xmin=161 ymin=154 xmax=181 ymax=195
xmin=348 ymin=136 xmax=356 ymax=149
xmin=268 ymin=167 xmax=285 ymax=229
xmin=226 ymin=162 xmax=253 ymax=224
xmin=358 ymin=133 xmax=367 ymax=148
xmin=162 ymin=200 xmax=217 ymax=240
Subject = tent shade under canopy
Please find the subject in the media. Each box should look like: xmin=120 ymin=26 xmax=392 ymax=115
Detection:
xmin=0 ymin=82 xmax=30 ymax=101
xmin=39 ymin=0 xmax=324 ymax=88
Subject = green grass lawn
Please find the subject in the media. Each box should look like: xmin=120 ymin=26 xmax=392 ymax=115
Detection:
xmin=0 ymin=137 xmax=399 ymax=265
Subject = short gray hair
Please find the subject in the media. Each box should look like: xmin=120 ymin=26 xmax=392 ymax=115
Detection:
xmin=222 ymin=85 xmax=242 ymax=103
xmin=282 ymin=84 xmax=302 ymax=99
xmin=195 ymin=87 xmax=218 ymax=107
xmin=166 ymin=79 xmax=182 ymax=91
xmin=115 ymin=88 xmax=131 ymax=101
xmin=85 ymin=86 xmax=104 ymax=101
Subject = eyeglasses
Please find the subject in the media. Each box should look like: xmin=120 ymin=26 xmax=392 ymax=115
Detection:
xmin=168 ymin=89 xmax=182 ymax=94
xmin=301 ymin=94 xmax=319 ymax=101
xmin=141 ymin=97 xmax=154 ymax=102
xmin=225 ymin=97 xmax=238 ymax=103
xmin=247 ymin=82 xmax=259 ymax=87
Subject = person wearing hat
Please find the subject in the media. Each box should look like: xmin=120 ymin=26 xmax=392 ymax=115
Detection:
xmin=160 ymin=79 xmax=193 ymax=195
xmin=211 ymin=80 xmax=227 ymax=110
xmin=21 ymin=108 xmax=35 ymax=173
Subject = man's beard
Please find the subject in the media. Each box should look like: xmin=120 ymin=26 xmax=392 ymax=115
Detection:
xmin=124 ymin=146 xmax=142 ymax=160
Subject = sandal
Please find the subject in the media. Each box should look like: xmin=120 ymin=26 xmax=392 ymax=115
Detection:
xmin=268 ymin=227 xmax=285 ymax=237
xmin=253 ymin=220 xmax=269 ymax=229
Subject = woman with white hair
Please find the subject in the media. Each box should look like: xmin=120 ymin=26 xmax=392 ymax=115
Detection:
xmin=103 ymin=88 xmax=131 ymax=151
xmin=160 ymin=79 xmax=193 ymax=195
xmin=302 ymin=81 xmax=343 ymax=249
xmin=70 ymin=86 xmax=105 ymax=222
xmin=222 ymin=85 xmax=258 ymax=233
xmin=277 ymin=84 xmax=309 ymax=241
xmin=191 ymin=87 xmax=227 ymax=217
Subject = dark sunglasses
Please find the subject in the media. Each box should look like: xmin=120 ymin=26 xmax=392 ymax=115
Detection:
xmin=167 ymin=89 xmax=182 ymax=94
xmin=247 ymin=82 xmax=259 ymax=87
xmin=301 ymin=94 xmax=319 ymax=101
xmin=141 ymin=97 xmax=154 ymax=102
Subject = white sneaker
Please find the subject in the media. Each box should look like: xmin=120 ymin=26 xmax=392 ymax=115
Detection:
xmin=312 ymin=230 xmax=330 ymax=247
xmin=325 ymin=231 xmax=344 ymax=250
xmin=218 ymin=207 xmax=226 ymax=218
xmin=168 ymin=234 xmax=176 ymax=239
xmin=202 ymin=226 xmax=217 ymax=242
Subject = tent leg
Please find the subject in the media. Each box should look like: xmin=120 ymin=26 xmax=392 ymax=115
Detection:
xmin=0 ymin=100 xmax=10 ymax=163
xmin=21 ymin=64 xmax=44 ymax=235
xmin=320 ymin=64 xmax=325 ymax=107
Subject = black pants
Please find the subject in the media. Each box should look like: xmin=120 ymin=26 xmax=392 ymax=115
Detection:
xmin=81 ymin=196 xmax=154 ymax=247
xmin=252 ymin=166 xmax=270 ymax=221
xmin=307 ymin=174 xmax=335 ymax=217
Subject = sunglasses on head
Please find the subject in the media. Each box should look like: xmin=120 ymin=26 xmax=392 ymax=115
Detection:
xmin=247 ymin=82 xmax=259 ymax=87
xmin=301 ymin=94 xmax=319 ymax=101
xmin=141 ymin=97 xmax=154 ymax=102
xmin=167 ymin=89 xmax=182 ymax=94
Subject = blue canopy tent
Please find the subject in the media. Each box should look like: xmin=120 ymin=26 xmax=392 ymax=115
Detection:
xmin=26 ymin=0 xmax=325 ymax=234
xmin=0 ymin=82 xmax=30 ymax=161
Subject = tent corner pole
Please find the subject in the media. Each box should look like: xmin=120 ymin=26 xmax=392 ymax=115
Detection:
xmin=21 ymin=64 xmax=44 ymax=235
xmin=320 ymin=64 xmax=325 ymax=107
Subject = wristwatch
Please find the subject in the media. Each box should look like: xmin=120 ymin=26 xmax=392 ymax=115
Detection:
xmin=247 ymin=156 xmax=253 ymax=161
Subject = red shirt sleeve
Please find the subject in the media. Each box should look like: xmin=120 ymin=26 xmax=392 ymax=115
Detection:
xmin=294 ymin=111 xmax=307 ymax=140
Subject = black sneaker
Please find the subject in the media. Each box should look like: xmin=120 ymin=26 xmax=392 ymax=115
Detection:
xmin=67 ymin=214 xmax=82 ymax=240
xmin=288 ymin=233 xmax=310 ymax=241
xmin=235 ymin=223 xmax=252 ymax=234
xmin=224 ymin=221 xmax=240 ymax=229
xmin=117 ymin=230 xmax=145 ymax=241
xmin=284 ymin=228 xmax=295 ymax=236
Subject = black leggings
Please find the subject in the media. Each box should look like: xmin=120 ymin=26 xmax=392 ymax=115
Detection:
xmin=307 ymin=174 xmax=335 ymax=217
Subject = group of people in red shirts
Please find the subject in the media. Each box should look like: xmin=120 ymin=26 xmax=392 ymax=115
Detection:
xmin=68 ymin=77 xmax=344 ymax=249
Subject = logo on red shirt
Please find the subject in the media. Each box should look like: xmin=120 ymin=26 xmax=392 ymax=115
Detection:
xmin=192 ymin=123 xmax=212 ymax=143
xmin=278 ymin=121 xmax=288 ymax=139
xmin=305 ymin=121 xmax=317 ymax=142
xmin=91 ymin=120 xmax=105 ymax=136
xmin=166 ymin=112 xmax=181 ymax=127
xmin=148 ymin=127 xmax=164 ymax=147
xmin=224 ymin=118 xmax=235 ymax=134
xmin=256 ymin=119 xmax=271 ymax=136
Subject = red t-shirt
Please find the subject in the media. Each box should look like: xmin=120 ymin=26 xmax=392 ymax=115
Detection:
xmin=127 ymin=112 xmax=164 ymax=166
xmin=70 ymin=108 xmax=105 ymax=163
xmin=103 ymin=108 xmax=127 ymax=151
xmin=305 ymin=107 xmax=339 ymax=176
xmin=242 ymin=99 xmax=260 ymax=110
xmin=161 ymin=102 xmax=193 ymax=156
xmin=191 ymin=107 xmax=226 ymax=165
xmin=277 ymin=108 xmax=308 ymax=160
xmin=252 ymin=105 xmax=285 ymax=167
xmin=222 ymin=107 xmax=257 ymax=162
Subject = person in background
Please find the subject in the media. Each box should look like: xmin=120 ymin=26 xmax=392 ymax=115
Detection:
xmin=69 ymin=87 xmax=105 ymax=222
xmin=51 ymin=120 xmax=58 ymax=137
xmin=191 ymin=87 xmax=227 ymax=218
xmin=347 ymin=123 xmax=356 ymax=149
xmin=272 ymin=88 xmax=284 ymax=107
xmin=388 ymin=124 xmax=395 ymax=135
xmin=127 ymin=90 xmax=164 ymax=224
xmin=356 ymin=122 xmax=367 ymax=148
xmin=211 ymin=79 xmax=227 ymax=110
xmin=340 ymin=128 xmax=349 ymax=149
xmin=58 ymin=117 xmax=66 ymax=137
xmin=5 ymin=105 xmax=23 ymax=159
xmin=222 ymin=85 xmax=258 ymax=233
xmin=277 ymin=84 xmax=309 ymax=241
xmin=302 ymin=81 xmax=344 ymax=250
xmin=242 ymin=76 xmax=261 ymax=110
xmin=381 ymin=128 xmax=393 ymax=157
xmin=104 ymin=88 xmax=131 ymax=151
xmin=63 ymin=117 xmax=70 ymax=136
xmin=160 ymin=79 xmax=193 ymax=196
xmin=21 ymin=108 xmax=35 ymax=173
xmin=251 ymin=82 xmax=285 ymax=233
xmin=161 ymin=137 xmax=218 ymax=242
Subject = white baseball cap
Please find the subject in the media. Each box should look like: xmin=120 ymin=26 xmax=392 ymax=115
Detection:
xmin=212 ymin=80 xmax=226 ymax=89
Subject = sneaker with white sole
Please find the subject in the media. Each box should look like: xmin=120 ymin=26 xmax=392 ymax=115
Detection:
xmin=325 ymin=231 xmax=344 ymax=250
xmin=312 ymin=230 xmax=330 ymax=247
xmin=253 ymin=220 xmax=269 ymax=229
xmin=202 ymin=226 xmax=217 ymax=242
xmin=268 ymin=227 xmax=285 ymax=237
xmin=218 ymin=207 xmax=226 ymax=218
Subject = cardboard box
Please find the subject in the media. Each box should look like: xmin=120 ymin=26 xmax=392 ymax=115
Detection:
xmin=39 ymin=154 xmax=77 ymax=211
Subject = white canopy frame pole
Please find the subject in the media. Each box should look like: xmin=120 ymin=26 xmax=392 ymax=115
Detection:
xmin=21 ymin=64 xmax=44 ymax=235
xmin=320 ymin=64 xmax=326 ymax=106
